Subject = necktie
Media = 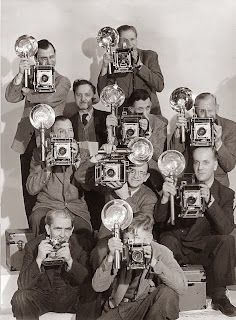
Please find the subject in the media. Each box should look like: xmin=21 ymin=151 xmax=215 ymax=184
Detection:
xmin=82 ymin=113 xmax=88 ymax=126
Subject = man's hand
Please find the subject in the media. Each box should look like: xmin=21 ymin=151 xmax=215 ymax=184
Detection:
xmin=71 ymin=141 xmax=79 ymax=155
xmin=106 ymin=114 xmax=118 ymax=128
xmin=21 ymin=87 xmax=33 ymax=96
xmin=176 ymin=115 xmax=187 ymax=129
xmin=107 ymin=237 xmax=123 ymax=259
xmin=19 ymin=58 xmax=31 ymax=75
xmin=213 ymin=123 xmax=223 ymax=150
xmin=36 ymin=239 xmax=53 ymax=267
xmin=199 ymin=183 xmax=211 ymax=204
xmin=111 ymin=182 xmax=130 ymax=199
xmin=45 ymin=152 xmax=54 ymax=170
xmin=100 ymin=143 xmax=116 ymax=154
xmin=139 ymin=118 xmax=149 ymax=131
xmin=161 ymin=177 xmax=176 ymax=204
xmin=102 ymin=52 xmax=112 ymax=68
xmin=56 ymin=243 xmax=73 ymax=270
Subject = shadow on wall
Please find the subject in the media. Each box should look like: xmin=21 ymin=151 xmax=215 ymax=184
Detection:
xmin=215 ymin=75 xmax=236 ymax=115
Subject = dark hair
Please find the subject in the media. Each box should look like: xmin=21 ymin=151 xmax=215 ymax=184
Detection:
xmin=128 ymin=89 xmax=151 ymax=107
xmin=45 ymin=209 xmax=74 ymax=226
xmin=36 ymin=39 xmax=56 ymax=57
xmin=192 ymin=146 xmax=217 ymax=160
xmin=52 ymin=116 xmax=72 ymax=130
xmin=194 ymin=92 xmax=217 ymax=106
xmin=72 ymin=79 xmax=96 ymax=95
xmin=127 ymin=213 xmax=154 ymax=233
xmin=117 ymin=25 xmax=138 ymax=38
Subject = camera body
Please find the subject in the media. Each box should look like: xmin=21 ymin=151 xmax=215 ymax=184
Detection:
xmin=122 ymin=240 xmax=150 ymax=270
xmin=95 ymin=156 xmax=129 ymax=186
xmin=33 ymin=65 xmax=55 ymax=92
xmin=178 ymin=180 xmax=205 ymax=218
xmin=120 ymin=113 xmax=144 ymax=143
xmin=112 ymin=48 xmax=134 ymax=73
xmin=49 ymin=137 xmax=76 ymax=166
xmin=190 ymin=117 xmax=214 ymax=146
xmin=42 ymin=238 xmax=67 ymax=267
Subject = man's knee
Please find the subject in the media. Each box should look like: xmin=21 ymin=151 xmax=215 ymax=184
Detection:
xmin=11 ymin=289 xmax=34 ymax=315
xmin=152 ymin=285 xmax=179 ymax=319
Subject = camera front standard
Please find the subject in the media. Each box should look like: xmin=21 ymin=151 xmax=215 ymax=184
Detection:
xmin=34 ymin=65 xmax=55 ymax=93
xmin=122 ymin=240 xmax=150 ymax=270
xmin=50 ymin=137 xmax=76 ymax=165
xmin=42 ymin=237 xmax=66 ymax=267
xmin=112 ymin=48 xmax=134 ymax=73
xmin=190 ymin=117 xmax=214 ymax=146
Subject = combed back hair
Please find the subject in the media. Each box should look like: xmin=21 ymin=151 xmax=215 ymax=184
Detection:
xmin=117 ymin=25 xmax=138 ymax=37
xmin=128 ymin=89 xmax=151 ymax=107
xmin=194 ymin=92 xmax=217 ymax=106
xmin=192 ymin=146 xmax=217 ymax=160
xmin=127 ymin=213 xmax=154 ymax=233
xmin=36 ymin=39 xmax=56 ymax=56
xmin=45 ymin=209 xmax=74 ymax=226
xmin=72 ymin=79 xmax=96 ymax=95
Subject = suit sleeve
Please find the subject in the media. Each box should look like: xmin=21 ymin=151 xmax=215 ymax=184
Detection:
xmin=137 ymin=51 xmax=164 ymax=92
xmin=154 ymin=200 xmax=170 ymax=223
xmin=216 ymin=133 xmax=236 ymax=172
xmin=17 ymin=241 xmax=44 ymax=290
xmin=206 ymin=188 xmax=235 ymax=235
xmin=126 ymin=192 xmax=157 ymax=217
xmin=97 ymin=73 xmax=115 ymax=96
xmin=26 ymin=150 xmax=50 ymax=195
xmin=92 ymin=256 xmax=116 ymax=292
xmin=149 ymin=119 xmax=167 ymax=161
xmin=5 ymin=80 xmax=24 ymax=103
xmin=152 ymin=244 xmax=187 ymax=295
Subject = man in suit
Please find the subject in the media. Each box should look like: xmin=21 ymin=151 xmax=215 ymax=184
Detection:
xmin=97 ymin=25 xmax=165 ymax=117
xmin=92 ymin=214 xmax=187 ymax=320
xmin=70 ymin=79 xmax=109 ymax=230
xmin=106 ymin=89 xmax=167 ymax=192
xmin=11 ymin=209 xmax=89 ymax=320
xmin=169 ymin=92 xmax=236 ymax=187
xmin=5 ymin=39 xmax=71 ymax=221
xmin=70 ymin=79 xmax=109 ymax=148
xmin=154 ymin=147 xmax=236 ymax=317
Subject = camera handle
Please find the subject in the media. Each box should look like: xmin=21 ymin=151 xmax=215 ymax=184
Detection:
xmin=24 ymin=53 xmax=29 ymax=87
xmin=107 ymin=45 xmax=112 ymax=75
xmin=113 ymin=223 xmax=121 ymax=270
xmin=40 ymin=124 xmax=46 ymax=162
xmin=179 ymin=108 xmax=186 ymax=144
xmin=170 ymin=174 xmax=175 ymax=225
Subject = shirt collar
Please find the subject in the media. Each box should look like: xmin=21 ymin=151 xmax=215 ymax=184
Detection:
xmin=79 ymin=107 xmax=94 ymax=122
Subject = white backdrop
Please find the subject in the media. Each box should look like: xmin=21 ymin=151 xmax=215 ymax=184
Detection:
xmin=1 ymin=0 xmax=236 ymax=263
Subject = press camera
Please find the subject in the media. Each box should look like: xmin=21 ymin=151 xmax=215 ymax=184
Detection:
xmin=112 ymin=47 xmax=134 ymax=73
xmin=189 ymin=117 xmax=214 ymax=146
xmin=33 ymin=65 xmax=55 ymax=92
xmin=49 ymin=137 xmax=77 ymax=165
xmin=95 ymin=154 xmax=129 ymax=186
xmin=42 ymin=237 xmax=67 ymax=267
xmin=120 ymin=112 xmax=145 ymax=143
xmin=122 ymin=240 xmax=150 ymax=270
xmin=178 ymin=177 xmax=205 ymax=218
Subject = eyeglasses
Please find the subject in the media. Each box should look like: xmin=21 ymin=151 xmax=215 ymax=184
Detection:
xmin=128 ymin=168 xmax=147 ymax=177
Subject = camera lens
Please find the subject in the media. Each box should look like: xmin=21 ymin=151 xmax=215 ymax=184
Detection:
xmin=132 ymin=250 xmax=143 ymax=263
xmin=187 ymin=196 xmax=196 ymax=205
xmin=197 ymin=127 xmax=206 ymax=136
xmin=106 ymin=168 xmax=115 ymax=177
xmin=58 ymin=147 xmax=67 ymax=156
xmin=127 ymin=128 xmax=135 ymax=136
xmin=41 ymin=74 xmax=49 ymax=82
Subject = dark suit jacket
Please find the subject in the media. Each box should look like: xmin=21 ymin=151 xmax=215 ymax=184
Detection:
xmin=70 ymin=108 xmax=109 ymax=147
xmin=169 ymin=115 xmax=236 ymax=187
xmin=154 ymin=179 xmax=235 ymax=253
xmin=17 ymin=234 xmax=89 ymax=292
xmin=97 ymin=49 xmax=164 ymax=116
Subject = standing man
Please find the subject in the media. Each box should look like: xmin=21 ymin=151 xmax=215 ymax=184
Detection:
xmin=154 ymin=147 xmax=236 ymax=317
xmin=170 ymin=93 xmax=236 ymax=187
xmin=97 ymin=25 xmax=165 ymax=116
xmin=11 ymin=209 xmax=89 ymax=320
xmin=5 ymin=39 xmax=71 ymax=221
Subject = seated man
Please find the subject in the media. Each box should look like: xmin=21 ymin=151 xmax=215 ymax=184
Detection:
xmin=154 ymin=147 xmax=236 ymax=317
xmin=92 ymin=214 xmax=187 ymax=320
xmin=11 ymin=209 xmax=89 ymax=320
xmin=169 ymin=92 xmax=236 ymax=187
xmin=97 ymin=24 xmax=165 ymax=116
xmin=106 ymin=89 xmax=167 ymax=191
xmin=5 ymin=39 xmax=71 ymax=221
xmin=26 ymin=116 xmax=92 ymax=249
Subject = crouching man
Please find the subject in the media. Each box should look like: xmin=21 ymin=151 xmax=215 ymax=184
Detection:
xmin=92 ymin=214 xmax=187 ymax=320
xmin=11 ymin=209 xmax=89 ymax=320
